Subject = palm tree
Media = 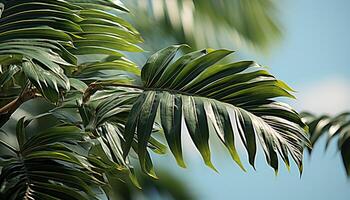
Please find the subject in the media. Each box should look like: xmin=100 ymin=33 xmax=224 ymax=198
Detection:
xmin=0 ymin=0 xmax=309 ymax=199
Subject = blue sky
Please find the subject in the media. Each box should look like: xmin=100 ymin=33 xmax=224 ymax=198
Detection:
xmin=155 ymin=1 xmax=350 ymax=199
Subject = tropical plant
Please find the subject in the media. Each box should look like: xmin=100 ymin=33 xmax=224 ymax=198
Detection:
xmin=0 ymin=0 xmax=309 ymax=199
xmin=301 ymin=112 xmax=350 ymax=176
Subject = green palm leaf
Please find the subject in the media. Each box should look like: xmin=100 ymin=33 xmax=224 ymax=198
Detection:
xmin=0 ymin=0 xmax=141 ymax=102
xmin=121 ymin=45 xmax=309 ymax=177
xmin=74 ymin=57 xmax=141 ymax=83
xmin=0 ymin=117 xmax=104 ymax=200
xmin=51 ymin=86 xmax=166 ymax=185
xmin=301 ymin=112 xmax=350 ymax=176
xmin=80 ymin=87 xmax=167 ymax=161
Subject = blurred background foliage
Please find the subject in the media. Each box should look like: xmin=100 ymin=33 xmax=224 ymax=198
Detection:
xmin=123 ymin=0 xmax=282 ymax=64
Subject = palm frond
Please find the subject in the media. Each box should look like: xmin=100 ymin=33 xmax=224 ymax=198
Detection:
xmin=113 ymin=45 xmax=309 ymax=177
xmin=301 ymin=112 xmax=350 ymax=176
xmin=0 ymin=0 xmax=142 ymax=102
xmin=0 ymin=117 xmax=104 ymax=199
xmin=51 ymin=86 xmax=166 ymax=184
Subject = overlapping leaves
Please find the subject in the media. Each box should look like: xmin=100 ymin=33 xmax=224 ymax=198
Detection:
xmin=51 ymin=87 xmax=167 ymax=185
xmin=0 ymin=118 xmax=104 ymax=199
xmin=122 ymin=45 xmax=309 ymax=177
xmin=78 ymin=87 xmax=167 ymax=163
xmin=0 ymin=0 xmax=142 ymax=102
xmin=301 ymin=112 xmax=350 ymax=176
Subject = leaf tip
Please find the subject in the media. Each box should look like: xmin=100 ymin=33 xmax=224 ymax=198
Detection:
xmin=285 ymin=162 xmax=291 ymax=173
xmin=176 ymin=158 xmax=187 ymax=168
xmin=145 ymin=168 xmax=158 ymax=180
xmin=248 ymin=159 xmax=256 ymax=171
xmin=205 ymin=160 xmax=219 ymax=173
xmin=298 ymin=163 xmax=304 ymax=178
xmin=232 ymin=157 xmax=246 ymax=172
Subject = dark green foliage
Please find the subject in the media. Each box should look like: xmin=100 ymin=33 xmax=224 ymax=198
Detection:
xmin=122 ymin=45 xmax=309 ymax=176
xmin=0 ymin=118 xmax=104 ymax=199
xmin=0 ymin=0 xmax=141 ymax=103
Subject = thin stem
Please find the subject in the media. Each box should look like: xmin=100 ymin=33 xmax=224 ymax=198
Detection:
xmin=105 ymin=83 xmax=195 ymax=96
xmin=83 ymin=82 xmax=144 ymax=103
xmin=0 ymin=86 xmax=37 ymax=126
xmin=83 ymin=82 xmax=195 ymax=103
